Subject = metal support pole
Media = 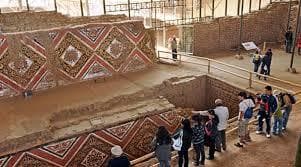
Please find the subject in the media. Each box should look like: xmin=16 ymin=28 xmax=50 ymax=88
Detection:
xmin=103 ymin=0 xmax=106 ymax=15
xmin=155 ymin=1 xmax=157 ymax=30
xmin=290 ymin=0 xmax=301 ymax=69
xmin=26 ymin=0 xmax=30 ymax=11
xmin=287 ymin=0 xmax=292 ymax=30
xmin=270 ymin=0 xmax=272 ymax=4
xmin=128 ymin=0 xmax=131 ymax=19
xmin=259 ymin=0 xmax=261 ymax=10
xmin=212 ymin=0 xmax=215 ymax=18
xmin=192 ymin=0 xmax=194 ymax=20
xmin=249 ymin=0 xmax=252 ymax=13
xmin=225 ymin=0 xmax=228 ymax=16
xmin=238 ymin=0 xmax=244 ymax=56
xmin=208 ymin=60 xmax=211 ymax=73
xmin=80 ymin=0 xmax=84 ymax=16
xmin=150 ymin=0 xmax=153 ymax=27
xmin=54 ymin=0 xmax=57 ymax=12
xmin=237 ymin=0 xmax=241 ymax=16
xmin=199 ymin=0 xmax=202 ymax=20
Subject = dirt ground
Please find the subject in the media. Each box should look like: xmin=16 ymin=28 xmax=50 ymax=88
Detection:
xmin=168 ymin=104 xmax=301 ymax=167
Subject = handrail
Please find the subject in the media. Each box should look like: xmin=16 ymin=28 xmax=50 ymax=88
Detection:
xmin=157 ymin=50 xmax=301 ymax=92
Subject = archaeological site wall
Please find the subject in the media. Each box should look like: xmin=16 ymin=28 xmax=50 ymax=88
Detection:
xmin=0 ymin=75 xmax=253 ymax=166
xmin=194 ymin=2 xmax=297 ymax=57
xmin=0 ymin=20 xmax=156 ymax=99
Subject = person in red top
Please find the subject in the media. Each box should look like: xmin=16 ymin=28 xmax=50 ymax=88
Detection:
xmin=297 ymin=33 xmax=301 ymax=55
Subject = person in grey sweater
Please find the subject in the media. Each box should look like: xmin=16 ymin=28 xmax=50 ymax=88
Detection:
xmin=152 ymin=126 xmax=172 ymax=167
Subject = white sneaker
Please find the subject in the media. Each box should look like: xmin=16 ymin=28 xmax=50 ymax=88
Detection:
xmin=266 ymin=134 xmax=271 ymax=138
xmin=256 ymin=131 xmax=262 ymax=134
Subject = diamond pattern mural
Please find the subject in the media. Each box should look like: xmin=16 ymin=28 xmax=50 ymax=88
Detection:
xmin=0 ymin=21 xmax=155 ymax=98
xmin=0 ymin=110 xmax=183 ymax=167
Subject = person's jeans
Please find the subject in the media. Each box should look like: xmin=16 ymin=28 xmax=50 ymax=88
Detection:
xmin=283 ymin=108 xmax=292 ymax=129
xmin=216 ymin=130 xmax=226 ymax=151
xmin=286 ymin=40 xmax=292 ymax=53
xmin=208 ymin=137 xmax=216 ymax=158
xmin=254 ymin=63 xmax=261 ymax=75
xmin=172 ymin=49 xmax=177 ymax=59
xmin=273 ymin=116 xmax=283 ymax=134
xmin=193 ymin=143 xmax=205 ymax=165
xmin=266 ymin=64 xmax=271 ymax=76
xmin=178 ymin=150 xmax=189 ymax=167
xmin=258 ymin=113 xmax=271 ymax=134
xmin=159 ymin=160 xmax=170 ymax=167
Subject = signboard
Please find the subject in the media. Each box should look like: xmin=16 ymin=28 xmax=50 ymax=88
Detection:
xmin=242 ymin=42 xmax=258 ymax=51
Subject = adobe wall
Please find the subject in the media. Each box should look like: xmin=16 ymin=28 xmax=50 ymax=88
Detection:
xmin=0 ymin=11 xmax=128 ymax=33
xmin=193 ymin=2 xmax=297 ymax=57
xmin=0 ymin=20 xmax=156 ymax=98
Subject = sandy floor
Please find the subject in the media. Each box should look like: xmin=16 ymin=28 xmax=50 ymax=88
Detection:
xmin=0 ymin=47 xmax=300 ymax=159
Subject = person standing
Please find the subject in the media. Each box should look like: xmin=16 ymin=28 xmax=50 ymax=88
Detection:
xmin=191 ymin=115 xmax=206 ymax=166
xmin=264 ymin=48 xmax=273 ymax=76
xmin=108 ymin=145 xmax=131 ymax=167
xmin=272 ymin=92 xmax=283 ymax=136
xmin=235 ymin=92 xmax=255 ymax=148
xmin=152 ymin=126 xmax=172 ymax=167
xmin=282 ymin=93 xmax=293 ymax=131
xmin=176 ymin=119 xmax=192 ymax=167
xmin=214 ymin=99 xmax=229 ymax=152
xmin=171 ymin=36 xmax=178 ymax=60
xmin=285 ymin=27 xmax=293 ymax=53
xmin=205 ymin=109 xmax=219 ymax=160
xmin=252 ymin=50 xmax=262 ymax=77
xmin=260 ymin=86 xmax=278 ymax=138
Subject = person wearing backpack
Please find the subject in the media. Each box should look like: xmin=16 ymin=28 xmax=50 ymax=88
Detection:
xmin=235 ymin=92 xmax=255 ymax=148
xmin=263 ymin=86 xmax=278 ymax=138
xmin=282 ymin=93 xmax=293 ymax=131
xmin=191 ymin=115 xmax=206 ymax=166
xmin=151 ymin=126 xmax=172 ymax=167
xmin=174 ymin=119 xmax=192 ymax=167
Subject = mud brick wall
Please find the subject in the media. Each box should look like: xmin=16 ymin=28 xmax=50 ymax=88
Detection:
xmin=156 ymin=76 xmax=207 ymax=110
xmin=206 ymin=76 xmax=254 ymax=118
xmin=0 ymin=11 xmax=127 ymax=33
xmin=0 ymin=20 xmax=156 ymax=98
xmin=194 ymin=2 xmax=296 ymax=57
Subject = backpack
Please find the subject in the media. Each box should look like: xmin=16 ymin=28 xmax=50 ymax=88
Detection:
xmin=243 ymin=101 xmax=253 ymax=119
xmin=172 ymin=129 xmax=183 ymax=151
xmin=287 ymin=93 xmax=296 ymax=104
xmin=244 ymin=107 xmax=253 ymax=119
xmin=252 ymin=54 xmax=261 ymax=64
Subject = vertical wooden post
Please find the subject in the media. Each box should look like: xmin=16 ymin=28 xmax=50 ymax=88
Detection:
xmin=259 ymin=0 xmax=261 ymax=10
xmin=237 ymin=0 xmax=241 ymax=16
xmin=199 ymin=0 xmax=202 ymax=20
xmin=249 ymin=0 xmax=252 ymax=13
xmin=212 ymin=0 xmax=215 ymax=18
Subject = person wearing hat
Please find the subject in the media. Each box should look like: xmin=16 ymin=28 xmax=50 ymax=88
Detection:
xmin=108 ymin=145 xmax=130 ymax=167
xmin=213 ymin=99 xmax=229 ymax=152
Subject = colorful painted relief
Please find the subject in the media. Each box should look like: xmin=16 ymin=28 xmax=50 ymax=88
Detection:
xmin=0 ymin=110 xmax=182 ymax=167
xmin=0 ymin=21 xmax=155 ymax=98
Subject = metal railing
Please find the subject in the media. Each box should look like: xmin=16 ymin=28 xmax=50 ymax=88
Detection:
xmin=157 ymin=50 xmax=301 ymax=94
xmin=130 ymin=50 xmax=301 ymax=166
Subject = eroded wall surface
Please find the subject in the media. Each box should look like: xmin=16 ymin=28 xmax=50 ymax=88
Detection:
xmin=0 ymin=20 xmax=156 ymax=98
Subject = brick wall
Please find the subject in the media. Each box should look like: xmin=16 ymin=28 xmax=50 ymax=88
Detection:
xmin=194 ymin=2 xmax=297 ymax=57
xmin=206 ymin=76 xmax=254 ymax=118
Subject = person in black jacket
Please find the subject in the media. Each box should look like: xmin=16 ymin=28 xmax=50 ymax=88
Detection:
xmin=108 ymin=145 xmax=131 ymax=167
xmin=285 ymin=27 xmax=293 ymax=53
xmin=178 ymin=119 xmax=193 ymax=167
xmin=205 ymin=109 xmax=219 ymax=160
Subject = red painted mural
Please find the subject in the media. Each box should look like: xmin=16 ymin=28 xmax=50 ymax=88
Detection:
xmin=0 ymin=21 xmax=156 ymax=98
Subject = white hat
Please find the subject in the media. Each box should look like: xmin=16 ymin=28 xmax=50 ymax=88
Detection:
xmin=111 ymin=145 xmax=123 ymax=156
xmin=273 ymin=90 xmax=280 ymax=96
xmin=215 ymin=99 xmax=223 ymax=105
